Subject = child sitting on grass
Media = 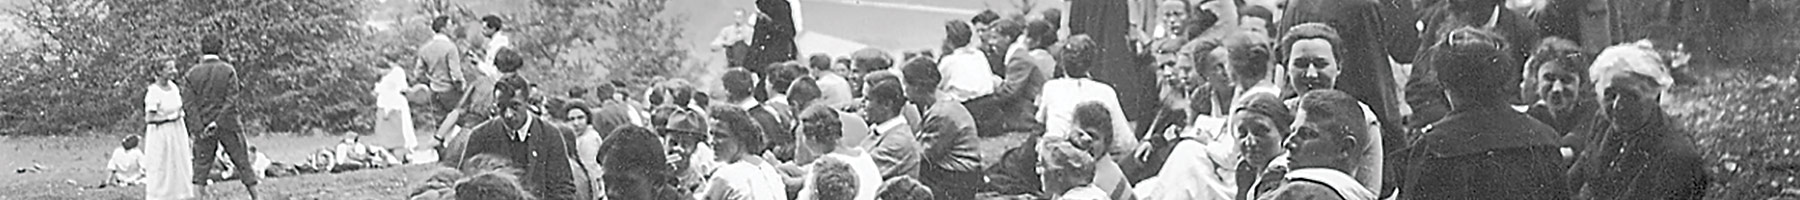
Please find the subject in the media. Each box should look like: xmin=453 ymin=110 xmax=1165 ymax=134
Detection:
xmin=105 ymin=135 xmax=147 ymax=187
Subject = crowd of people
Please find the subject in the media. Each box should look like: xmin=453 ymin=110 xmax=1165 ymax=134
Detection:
xmin=116 ymin=0 xmax=1713 ymax=199
xmin=398 ymin=0 xmax=1712 ymax=199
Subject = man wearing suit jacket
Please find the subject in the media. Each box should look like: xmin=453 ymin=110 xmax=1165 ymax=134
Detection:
xmin=184 ymin=36 xmax=261 ymax=199
xmin=461 ymin=49 xmax=584 ymax=200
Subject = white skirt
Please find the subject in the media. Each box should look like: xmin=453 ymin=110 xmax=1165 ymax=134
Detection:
xmin=144 ymin=120 xmax=196 ymax=200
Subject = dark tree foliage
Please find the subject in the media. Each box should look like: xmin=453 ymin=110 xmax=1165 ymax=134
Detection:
xmin=4 ymin=0 xmax=377 ymax=135
xmin=1 ymin=0 xmax=692 ymax=136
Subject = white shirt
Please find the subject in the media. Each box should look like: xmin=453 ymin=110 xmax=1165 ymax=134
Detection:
xmin=937 ymin=48 xmax=1001 ymax=103
xmin=714 ymin=24 xmax=755 ymax=47
xmin=476 ymin=33 xmax=511 ymax=76
xmin=816 ymin=73 xmax=856 ymax=109
xmin=576 ymin=129 xmax=604 ymax=181
xmin=374 ymin=68 xmax=410 ymax=110
xmin=108 ymin=147 xmax=145 ymax=182
xmin=797 ymin=152 xmax=883 ymax=200
xmin=702 ymin=157 xmax=788 ymax=200
xmin=1037 ymin=78 xmax=1137 ymax=157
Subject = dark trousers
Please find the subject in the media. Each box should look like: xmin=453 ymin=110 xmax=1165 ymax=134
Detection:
xmin=193 ymin=118 xmax=258 ymax=186
xmin=920 ymin=164 xmax=983 ymax=200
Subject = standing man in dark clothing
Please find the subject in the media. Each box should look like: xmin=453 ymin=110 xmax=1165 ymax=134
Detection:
xmin=1068 ymin=0 xmax=1158 ymax=126
xmin=184 ymin=36 xmax=260 ymax=199
xmin=1398 ymin=28 xmax=1568 ymax=200
xmin=752 ymin=0 xmax=800 ymax=75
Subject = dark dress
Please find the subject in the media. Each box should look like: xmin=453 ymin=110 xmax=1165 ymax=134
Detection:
xmin=1068 ymin=0 xmax=1157 ymax=124
xmin=1567 ymin=118 xmax=1707 ymax=200
xmin=751 ymin=0 xmax=799 ymax=74
xmin=1399 ymin=108 xmax=1569 ymax=200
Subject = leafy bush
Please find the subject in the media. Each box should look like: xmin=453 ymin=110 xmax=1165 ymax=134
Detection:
xmin=3 ymin=0 xmax=378 ymax=135
xmin=1 ymin=0 xmax=694 ymax=136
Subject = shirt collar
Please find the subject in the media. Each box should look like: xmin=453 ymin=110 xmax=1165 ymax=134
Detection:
xmin=732 ymin=98 xmax=760 ymax=110
xmin=512 ymin=115 xmax=535 ymax=141
xmin=874 ymin=117 xmax=906 ymax=134
xmin=488 ymin=33 xmax=510 ymax=46
xmin=431 ymin=33 xmax=452 ymax=42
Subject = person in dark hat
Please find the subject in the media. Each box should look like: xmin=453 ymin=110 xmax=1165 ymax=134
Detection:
xmin=184 ymin=35 xmax=262 ymax=199
xmin=899 ymin=56 xmax=984 ymax=200
xmin=1397 ymin=28 xmax=1567 ymax=200
xmin=658 ymin=104 xmax=712 ymax=196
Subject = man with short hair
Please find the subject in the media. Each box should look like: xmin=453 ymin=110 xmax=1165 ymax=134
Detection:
xmin=1150 ymin=0 xmax=1189 ymax=39
xmin=1258 ymin=89 xmax=1378 ymax=200
xmin=1280 ymin=2 xmax=1416 ymax=188
xmin=861 ymin=71 xmax=921 ymax=180
xmin=1238 ymin=5 xmax=1277 ymax=38
xmin=418 ymin=16 xmax=477 ymax=161
xmin=477 ymin=15 xmax=510 ymax=76
xmin=981 ymin=17 xmax=1021 ymax=76
xmin=461 ymin=49 xmax=584 ymax=200
xmin=1279 ymin=23 xmax=1384 ymax=194
xmin=899 ymin=57 xmax=984 ymax=200
xmin=185 ymin=36 xmax=262 ymax=199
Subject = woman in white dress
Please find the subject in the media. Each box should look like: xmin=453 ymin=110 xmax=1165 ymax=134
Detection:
xmin=143 ymin=60 xmax=196 ymax=200
xmin=371 ymin=61 xmax=421 ymax=159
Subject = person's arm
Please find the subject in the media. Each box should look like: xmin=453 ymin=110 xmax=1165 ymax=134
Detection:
xmin=989 ymin=59 xmax=1037 ymax=102
xmin=145 ymin=92 xmax=164 ymax=122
